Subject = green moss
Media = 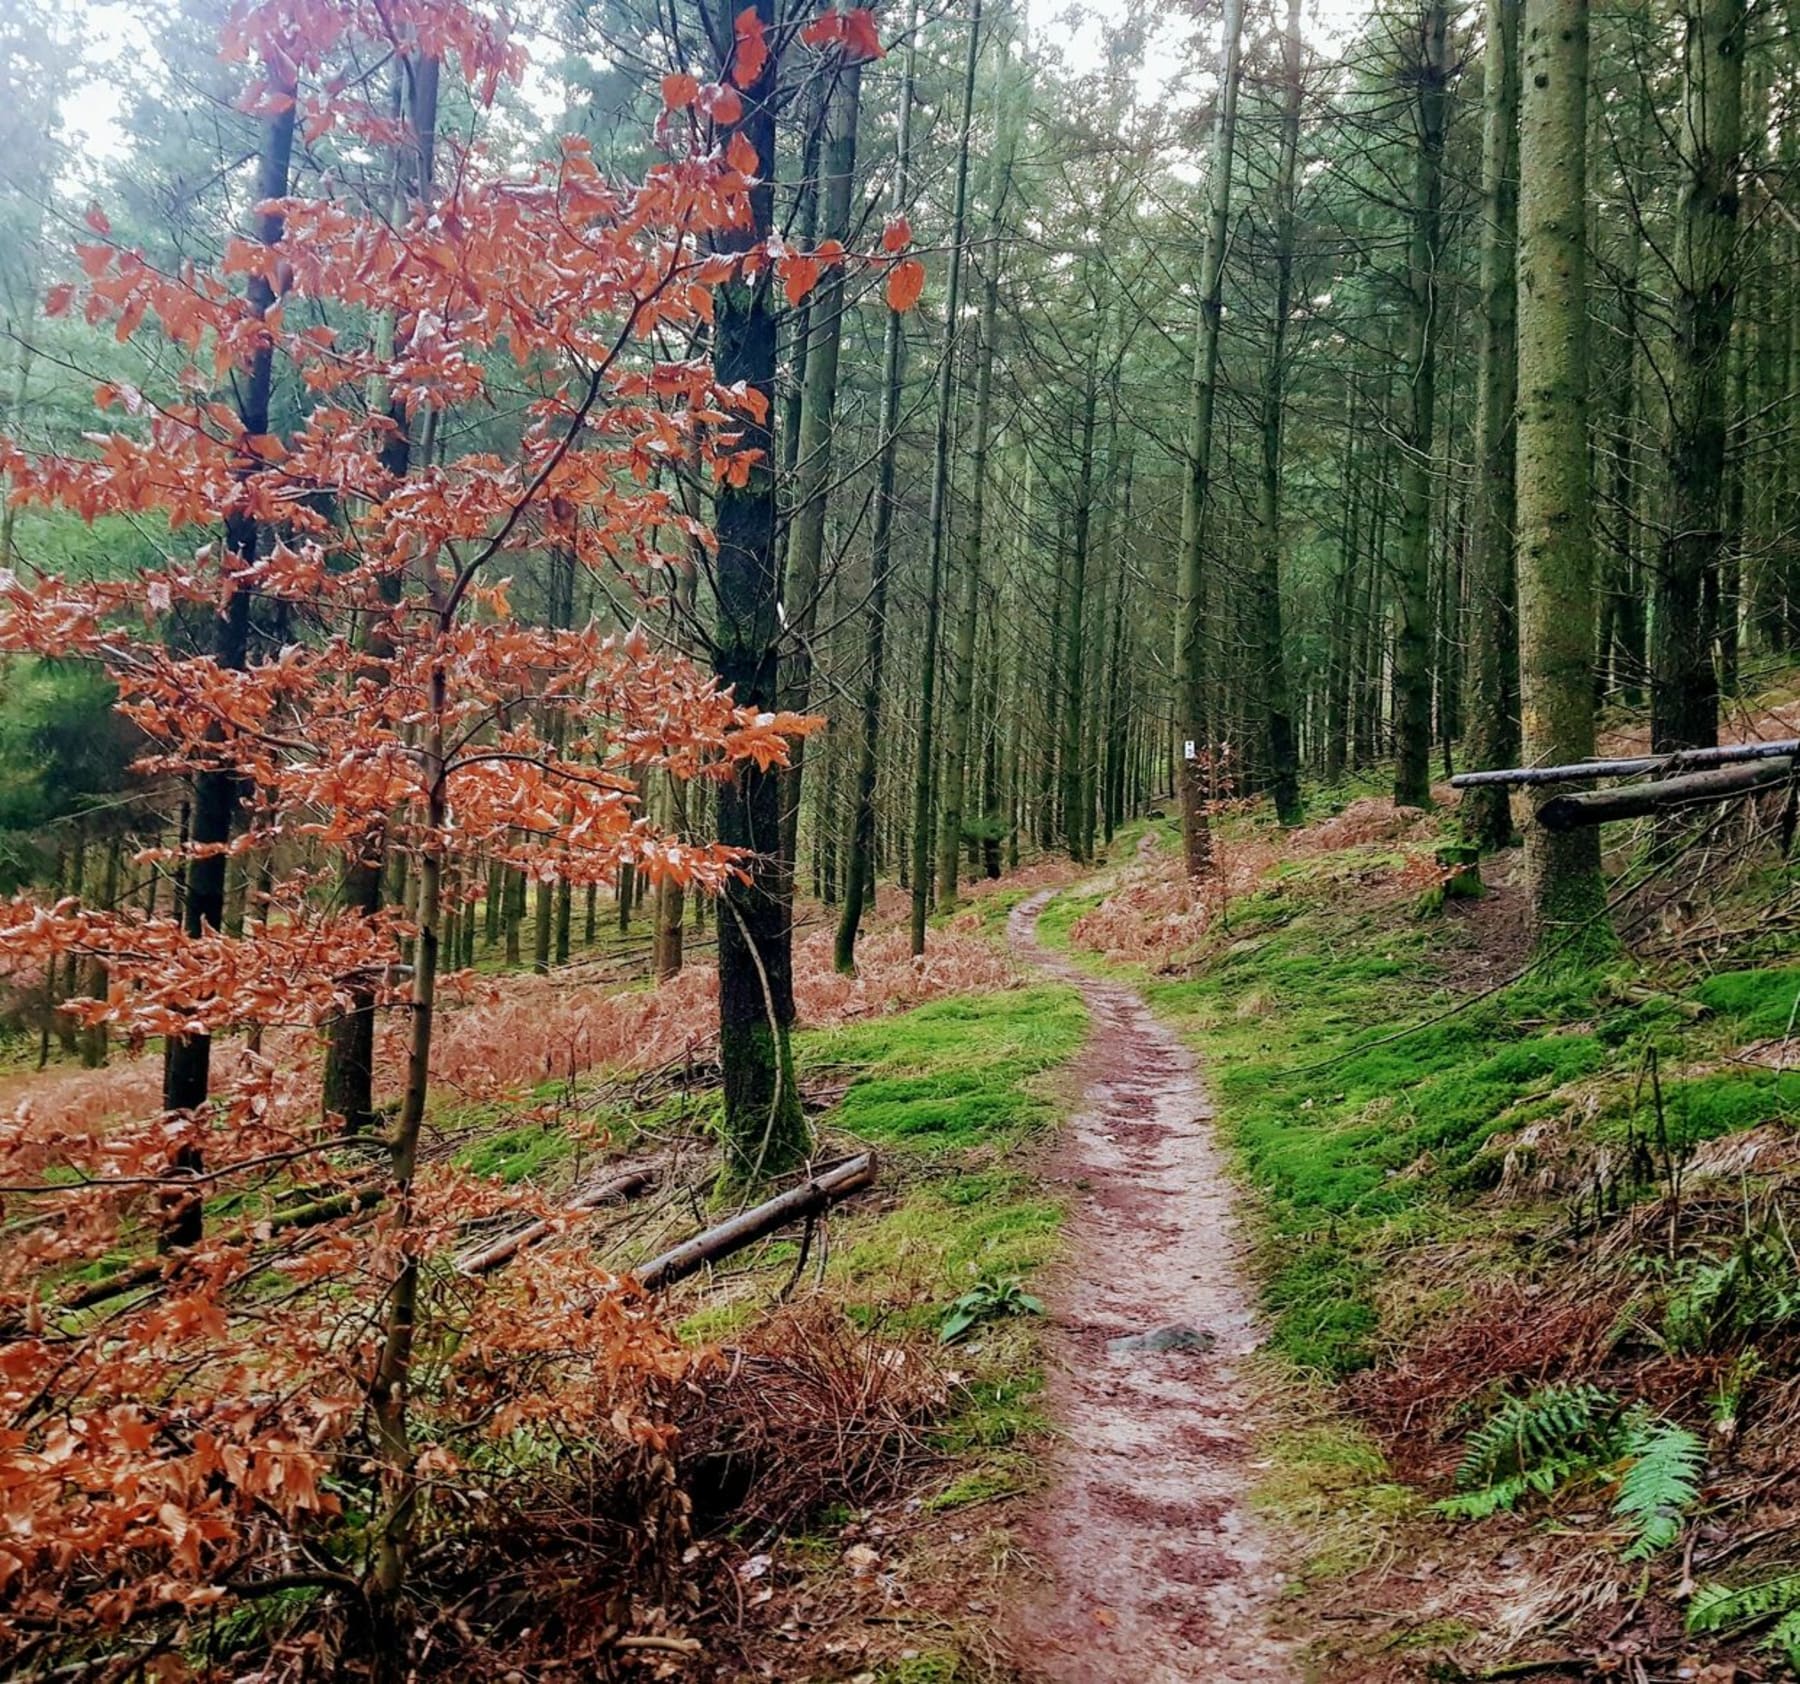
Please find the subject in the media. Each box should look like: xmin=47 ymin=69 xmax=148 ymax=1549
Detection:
xmin=1693 ymin=965 xmax=1800 ymax=1038
xmin=805 ymin=987 xmax=1086 ymax=1154
xmin=456 ymin=1122 xmax=576 ymax=1184
xmin=1649 ymin=1069 xmax=1800 ymax=1145
xmin=925 ymin=1458 xmax=1034 ymax=1510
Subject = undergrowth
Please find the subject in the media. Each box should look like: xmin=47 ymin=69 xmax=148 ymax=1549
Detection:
xmin=1043 ymin=795 xmax=1800 ymax=1675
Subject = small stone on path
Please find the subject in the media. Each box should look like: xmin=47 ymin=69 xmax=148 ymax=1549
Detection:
xmin=1106 ymin=1322 xmax=1217 ymax=1355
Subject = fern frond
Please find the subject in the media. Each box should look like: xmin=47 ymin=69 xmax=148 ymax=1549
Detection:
xmin=1687 ymin=1574 xmax=1800 ymax=1636
xmin=1612 ymin=1414 xmax=1704 ymax=1560
xmin=1454 ymin=1384 xmax=1617 ymax=1490
xmin=1769 ymin=1608 xmax=1800 ymax=1670
xmin=1434 ymin=1454 xmax=1595 ymax=1521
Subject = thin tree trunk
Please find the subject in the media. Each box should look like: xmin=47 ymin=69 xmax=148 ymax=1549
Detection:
xmin=1461 ymin=0 xmax=1521 ymax=849
xmin=937 ymin=59 xmax=1017 ymax=907
xmin=1256 ymin=0 xmax=1306 ymax=827
xmin=711 ymin=0 xmax=805 ymax=1178
xmin=909 ymin=0 xmax=983 ymax=954
xmin=777 ymin=58 xmax=863 ymax=870
xmin=1173 ymin=0 xmax=1247 ymax=878
xmin=1653 ymin=0 xmax=1745 ymax=753
xmin=160 ymin=72 xmax=296 ymax=1249
xmin=1392 ymin=0 xmax=1449 ymax=810
xmin=835 ymin=9 xmax=917 ymax=974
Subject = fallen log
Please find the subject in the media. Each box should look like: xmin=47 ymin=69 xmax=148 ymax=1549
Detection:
xmin=634 ymin=1153 xmax=877 ymax=1293
xmin=1451 ymin=737 xmax=1799 ymax=789
xmin=456 ymin=1166 xmax=655 ymax=1275
xmin=1536 ymin=756 xmax=1794 ymax=831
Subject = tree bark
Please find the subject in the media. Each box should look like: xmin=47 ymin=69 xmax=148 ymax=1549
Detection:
xmin=711 ymin=0 xmax=806 ymax=1179
xmin=160 ymin=70 xmax=297 ymax=1249
xmin=1652 ymin=0 xmax=1745 ymax=753
xmin=1515 ymin=0 xmax=1608 ymax=944
xmin=909 ymin=0 xmax=983 ymax=954
xmin=777 ymin=58 xmax=863 ymax=872
xmin=1255 ymin=0 xmax=1306 ymax=828
xmin=835 ymin=7 xmax=917 ymax=976
xmin=1173 ymin=0 xmax=1247 ymax=879
xmin=1392 ymin=0 xmax=1450 ymax=811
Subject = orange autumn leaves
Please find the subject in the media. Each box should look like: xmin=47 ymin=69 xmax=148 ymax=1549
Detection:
xmin=656 ymin=5 xmax=928 ymax=318
xmin=0 ymin=0 xmax=878 ymax=1653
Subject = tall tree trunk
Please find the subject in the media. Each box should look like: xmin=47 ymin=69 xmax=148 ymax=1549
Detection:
xmin=1255 ymin=0 xmax=1306 ymax=827
xmin=1061 ymin=324 xmax=1101 ymax=862
xmin=1653 ymin=0 xmax=1745 ymax=753
xmin=323 ymin=54 xmax=440 ymax=1137
xmin=711 ymin=0 xmax=805 ymax=1178
xmin=778 ymin=58 xmax=863 ymax=869
xmin=1393 ymin=0 xmax=1450 ymax=810
xmin=909 ymin=0 xmax=983 ymax=954
xmin=937 ymin=56 xmax=1018 ymax=908
xmin=160 ymin=71 xmax=296 ymax=1249
xmin=1173 ymin=0 xmax=1247 ymax=878
xmin=1326 ymin=382 xmax=1359 ymax=784
xmin=835 ymin=7 xmax=917 ymax=975
xmin=1516 ymin=0 xmax=1607 ymax=941
xmin=1461 ymin=0 xmax=1522 ymax=850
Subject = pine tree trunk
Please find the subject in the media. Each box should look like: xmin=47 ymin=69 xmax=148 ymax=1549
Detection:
xmin=937 ymin=61 xmax=1017 ymax=908
xmin=160 ymin=72 xmax=297 ymax=1250
xmin=909 ymin=0 xmax=983 ymax=955
xmin=1461 ymin=0 xmax=1522 ymax=850
xmin=323 ymin=55 xmax=439 ymax=1138
xmin=1256 ymin=0 xmax=1306 ymax=828
xmin=1516 ymin=0 xmax=1608 ymax=942
xmin=777 ymin=59 xmax=862 ymax=871
xmin=1061 ymin=328 xmax=1101 ymax=862
xmin=1173 ymin=0 xmax=1247 ymax=878
xmin=1653 ymin=0 xmax=1745 ymax=753
xmin=711 ymin=0 xmax=806 ymax=1178
xmin=835 ymin=9 xmax=916 ymax=975
xmin=1392 ymin=0 xmax=1449 ymax=811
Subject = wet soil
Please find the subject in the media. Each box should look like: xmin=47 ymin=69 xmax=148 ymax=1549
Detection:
xmin=1005 ymin=887 xmax=1295 ymax=1684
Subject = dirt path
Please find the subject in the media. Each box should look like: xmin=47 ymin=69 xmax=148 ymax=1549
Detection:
xmin=1005 ymin=887 xmax=1295 ymax=1684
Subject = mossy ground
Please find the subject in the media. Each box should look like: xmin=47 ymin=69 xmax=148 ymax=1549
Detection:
xmin=1041 ymin=801 xmax=1800 ymax=1676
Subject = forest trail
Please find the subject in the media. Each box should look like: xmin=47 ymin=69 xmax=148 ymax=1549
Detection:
xmin=1005 ymin=884 xmax=1294 ymax=1684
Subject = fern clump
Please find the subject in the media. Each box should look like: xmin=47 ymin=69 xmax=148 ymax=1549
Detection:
xmin=1688 ymin=1573 xmax=1800 ymax=1670
xmin=1452 ymin=1383 xmax=1618 ymax=1489
xmin=1662 ymin=1229 xmax=1800 ymax=1356
xmin=1436 ymin=1385 xmax=1705 ymax=1560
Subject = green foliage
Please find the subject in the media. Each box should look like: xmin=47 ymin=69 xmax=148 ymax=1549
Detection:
xmin=1436 ymin=1386 xmax=1703 ymax=1559
xmin=1688 ymin=1572 xmax=1800 ymax=1669
xmin=939 ymin=1275 xmax=1043 ymax=1344
xmin=807 ymin=987 xmax=1086 ymax=1153
xmin=1451 ymin=1383 xmax=1618 ymax=1492
xmin=1612 ymin=1412 xmax=1706 ymax=1560
xmin=0 ymin=660 xmax=137 ymax=884
xmin=1662 ymin=1229 xmax=1800 ymax=1355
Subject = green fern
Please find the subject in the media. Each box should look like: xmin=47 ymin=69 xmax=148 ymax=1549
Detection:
xmin=1611 ymin=1411 xmax=1705 ymax=1560
xmin=1434 ymin=1455 xmax=1594 ymax=1520
xmin=1453 ymin=1383 xmax=1618 ymax=1490
xmin=1438 ymin=1387 xmax=1703 ymax=1560
xmin=1688 ymin=1572 xmax=1800 ymax=1665
xmin=1664 ymin=1231 xmax=1800 ymax=1356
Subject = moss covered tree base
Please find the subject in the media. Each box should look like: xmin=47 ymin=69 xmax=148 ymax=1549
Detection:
xmin=719 ymin=1020 xmax=810 ymax=1185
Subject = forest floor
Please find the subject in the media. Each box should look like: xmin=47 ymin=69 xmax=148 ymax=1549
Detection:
xmin=14 ymin=688 xmax=1800 ymax=1682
